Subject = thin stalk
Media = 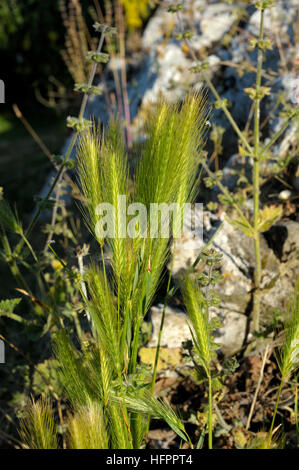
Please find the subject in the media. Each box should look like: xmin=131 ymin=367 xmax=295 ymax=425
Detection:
xmin=116 ymin=1 xmax=132 ymax=146
xmin=43 ymin=183 xmax=62 ymax=253
xmin=151 ymin=270 xmax=172 ymax=394
xmin=268 ymin=379 xmax=283 ymax=446
xmin=0 ymin=226 xmax=31 ymax=293
xmin=176 ymin=11 xmax=253 ymax=155
xmin=246 ymin=344 xmax=269 ymax=430
xmin=252 ymin=8 xmax=265 ymax=333
xmin=201 ymin=161 xmax=249 ymax=225
xmin=94 ymin=0 xmax=125 ymax=122
xmin=208 ymin=374 xmax=213 ymax=450
xmin=203 ymin=72 xmax=253 ymax=155
xmin=12 ymin=104 xmax=54 ymax=162
xmin=295 ymin=384 xmax=299 ymax=445
xmin=128 ymin=307 xmax=143 ymax=374
xmin=13 ymin=132 xmax=78 ymax=257
xmin=120 ymin=303 xmax=131 ymax=372
xmin=144 ymin=269 xmax=173 ymax=437
xmin=78 ymin=32 xmax=105 ymax=120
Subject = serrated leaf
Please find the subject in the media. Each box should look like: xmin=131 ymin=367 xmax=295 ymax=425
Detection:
xmin=228 ymin=217 xmax=254 ymax=237
xmin=0 ymin=298 xmax=21 ymax=317
xmin=257 ymin=205 xmax=282 ymax=233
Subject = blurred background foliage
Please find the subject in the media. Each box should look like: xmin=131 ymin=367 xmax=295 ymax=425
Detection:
xmin=0 ymin=0 xmax=153 ymax=106
xmin=0 ymin=0 xmax=153 ymax=212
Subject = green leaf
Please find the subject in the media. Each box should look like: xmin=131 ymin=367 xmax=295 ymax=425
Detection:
xmin=228 ymin=217 xmax=254 ymax=237
xmin=196 ymin=422 xmax=207 ymax=449
xmin=0 ymin=298 xmax=22 ymax=318
xmin=257 ymin=205 xmax=282 ymax=233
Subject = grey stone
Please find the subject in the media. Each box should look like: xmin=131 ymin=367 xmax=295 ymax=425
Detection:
xmin=147 ymin=303 xmax=247 ymax=357
xmin=170 ymin=208 xmax=298 ymax=320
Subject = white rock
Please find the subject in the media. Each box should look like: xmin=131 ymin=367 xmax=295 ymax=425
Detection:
xmin=248 ymin=4 xmax=295 ymax=37
xmin=190 ymin=3 xmax=235 ymax=51
xmin=278 ymin=189 xmax=292 ymax=201
xmin=148 ymin=303 xmax=247 ymax=357
xmin=148 ymin=304 xmax=192 ymax=349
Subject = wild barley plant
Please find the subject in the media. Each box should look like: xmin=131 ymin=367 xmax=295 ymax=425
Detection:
xmin=19 ymin=94 xmax=210 ymax=448
xmin=181 ymin=277 xmax=216 ymax=449
xmin=19 ymin=396 xmax=58 ymax=449
xmin=268 ymin=282 xmax=299 ymax=446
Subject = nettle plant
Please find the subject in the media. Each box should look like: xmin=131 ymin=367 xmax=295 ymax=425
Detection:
xmin=170 ymin=0 xmax=299 ymax=334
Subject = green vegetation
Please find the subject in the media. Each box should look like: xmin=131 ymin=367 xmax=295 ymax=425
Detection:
xmin=0 ymin=0 xmax=298 ymax=451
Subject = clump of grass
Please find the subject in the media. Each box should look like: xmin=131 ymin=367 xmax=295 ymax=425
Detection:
xmin=268 ymin=280 xmax=299 ymax=445
xmin=180 ymin=248 xmax=222 ymax=450
xmin=19 ymin=396 xmax=58 ymax=449
xmin=67 ymin=402 xmax=109 ymax=449
xmin=181 ymin=276 xmax=214 ymax=449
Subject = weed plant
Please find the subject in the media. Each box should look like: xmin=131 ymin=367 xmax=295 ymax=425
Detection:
xmin=171 ymin=0 xmax=299 ymax=334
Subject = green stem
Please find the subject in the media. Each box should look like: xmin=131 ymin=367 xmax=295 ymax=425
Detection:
xmin=20 ymin=232 xmax=38 ymax=263
xmin=201 ymin=161 xmax=249 ymax=225
xmin=144 ymin=270 xmax=173 ymax=437
xmin=176 ymin=11 xmax=252 ymax=156
xmin=78 ymin=33 xmax=105 ymax=120
xmin=268 ymin=379 xmax=283 ymax=447
xmin=128 ymin=241 xmax=153 ymax=374
xmin=252 ymin=8 xmax=265 ymax=334
xmin=202 ymin=72 xmax=253 ymax=155
xmin=208 ymin=374 xmax=213 ymax=450
xmin=151 ymin=271 xmax=172 ymax=394
xmin=128 ymin=313 xmax=142 ymax=374
xmin=295 ymin=383 xmax=299 ymax=445
xmin=0 ymin=226 xmax=31 ymax=293
xmin=73 ymin=311 xmax=83 ymax=342
xmin=13 ymin=135 xmax=75 ymax=257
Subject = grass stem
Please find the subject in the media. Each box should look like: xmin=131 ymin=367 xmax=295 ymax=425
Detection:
xmin=252 ymin=8 xmax=265 ymax=333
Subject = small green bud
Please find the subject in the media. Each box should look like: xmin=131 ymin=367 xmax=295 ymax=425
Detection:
xmin=85 ymin=51 xmax=109 ymax=63
xmin=207 ymin=202 xmax=219 ymax=211
xmin=214 ymin=98 xmax=230 ymax=109
xmin=189 ymin=61 xmax=210 ymax=73
xmin=255 ymin=0 xmax=276 ymax=10
xmin=244 ymin=86 xmax=271 ymax=101
xmin=182 ymin=30 xmax=194 ymax=40
xmin=204 ymin=176 xmax=216 ymax=188
xmin=65 ymin=160 xmax=76 ymax=170
xmin=167 ymin=3 xmax=183 ymax=13
xmin=189 ymin=65 xmax=201 ymax=73
xmin=174 ymin=33 xmax=183 ymax=40
xmin=93 ymin=22 xmax=117 ymax=36
xmin=66 ymin=116 xmax=92 ymax=132
xmin=74 ymin=83 xmax=103 ymax=95
xmin=52 ymin=154 xmax=64 ymax=165
xmin=248 ymin=38 xmax=273 ymax=50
